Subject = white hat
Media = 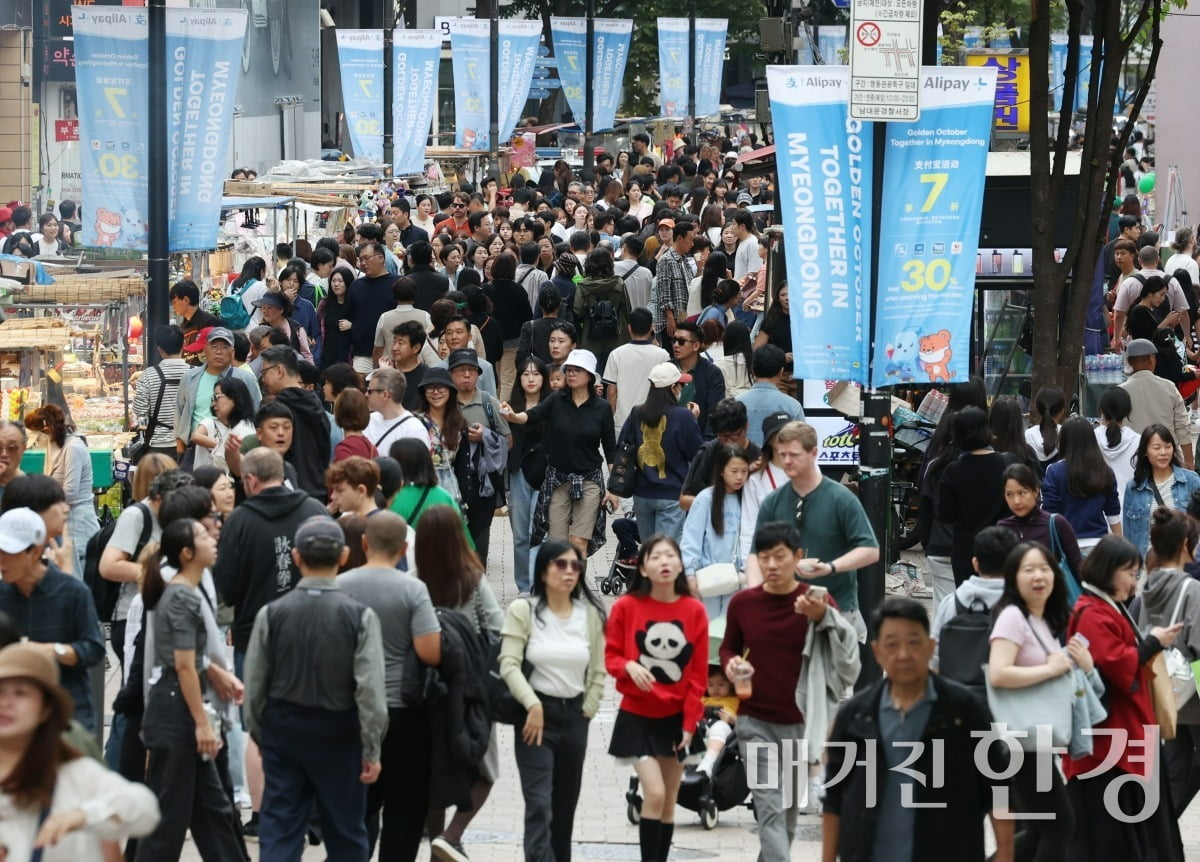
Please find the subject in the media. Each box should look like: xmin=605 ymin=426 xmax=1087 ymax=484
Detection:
xmin=562 ymin=349 xmax=598 ymax=378
xmin=0 ymin=508 xmax=46 ymax=553
xmin=647 ymin=362 xmax=692 ymax=389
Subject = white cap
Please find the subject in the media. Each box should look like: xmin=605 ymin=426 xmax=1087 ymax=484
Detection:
xmin=562 ymin=349 xmax=598 ymax=377
xmin=647 ymin=362 xmax=692 ymax=389
xmin=0 ymin=508 xmax=46 ymax=553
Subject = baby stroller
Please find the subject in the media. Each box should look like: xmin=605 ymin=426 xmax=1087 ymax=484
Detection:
xmin=624 ymin=730 xmax=753 ymax=830
xmin=600 ymin=514 xmax=640 ymax=595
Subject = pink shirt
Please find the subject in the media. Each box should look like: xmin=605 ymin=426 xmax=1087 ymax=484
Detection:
xmin=989 ymin=604 xmax=1057 ymax=667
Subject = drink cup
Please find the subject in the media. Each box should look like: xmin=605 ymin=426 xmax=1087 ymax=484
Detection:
xmin=732 ymin=661 xmax=754 ymax=700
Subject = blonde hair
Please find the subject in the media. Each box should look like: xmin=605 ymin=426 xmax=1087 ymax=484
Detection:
xmin=774 ymin=421 xmax=818 ymax=451
xmin=132 ymin=453 xmax=177 ymax=500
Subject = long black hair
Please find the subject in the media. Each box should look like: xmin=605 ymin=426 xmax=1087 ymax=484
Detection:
xmin=628 ymin=533 xmax=691 ymax=597
xmin=389 ymin=437 xmax=438 ymax=487
xmin=709 ymin=445 xmax=749 ymax=536
xmin=1098 ymin=387 xmax=1133 ymax=449
xmin=530 ymin=540 xmax=607 ymax=625
xmin=1080 ymin=534 xmax=1142 ymax=595
xmin=509 ymin=356 xmax=550 ymax=413
xmin=214 ymin=375 xmax=255 ymax=428
xmin=142 ymin=518 xmax=203 ymax=612
xmin=1132 ymin=423 xmax=1181 ymax=486
xmin=638 ymin=383 xmax=680 ymax=428
xmin=699 ymin=252 xmax=729 ymax=308
xmin=231 ymin=256 xmax=266 ymax=291
xmin=993 ymin=541 xmax=1071 ymax=638
xmin=989 ymin=396 xmax=1039 ymax=473
xmin=1031 ymin=386 xmax=1066 ymax=457
xmin=722 ymin=321 xmax=754 ymax=380
xmin=1058 ymin=416 xmax=1115 ymax=499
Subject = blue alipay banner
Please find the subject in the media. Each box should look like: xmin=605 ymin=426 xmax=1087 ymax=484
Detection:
xmin=393 ymin=30 xmax=441 ymax=176
xmin=871 ymin=67 xmax=997 ymax=388
xmin=74 ymin=5 xmax=245 ymax=252
xmin=336 ymin=30 xmax=384 ymax=162
xmin=694 ymin=19 xmax=727 ymax=118
xmin=73 ymin=5 xmax=149 ymax=250
xmin=497 ymin=21 xmax=541 ymax=145
xmin=657 ymin=19 xmax=689 ymax=117
xmin=450 ymin=18 xmax=491 ymax=150
xmin=658 ymin=18 xmax=727 ymax=118
xmin=552 ymin=17 xmax=631 ymax=132
xmin=165 ymin=9 xmax=247 ymax=251
xmin=767 ymin=66 xmax=873 ymax=384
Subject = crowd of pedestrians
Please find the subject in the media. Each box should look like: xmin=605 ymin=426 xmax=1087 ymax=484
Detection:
xmin=0 ymin=140 xmax=1197 ymax=862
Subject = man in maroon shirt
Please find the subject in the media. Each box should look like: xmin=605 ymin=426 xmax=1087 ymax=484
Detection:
xmin=720 ymin=520 xmax=841 ymax=862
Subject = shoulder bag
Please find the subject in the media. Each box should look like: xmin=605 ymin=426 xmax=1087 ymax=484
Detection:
xmin=694 ymin=525 xmax=742 ymax=598
xmin=607 ymin=419 xmax=639 ymax=497
xmin=481 ymin=594 xmax=533 ymax=725
xmin=1047 ymin=514 xmax=1081 ymax=605
xmin=1162 ymin=578 xmax=1197 ymax=711
xmin=983 ymin=616 xmax=1075 ymax=751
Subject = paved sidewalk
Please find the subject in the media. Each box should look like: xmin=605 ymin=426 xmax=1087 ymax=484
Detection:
xmin=142 ymin=514 xmax=1200 ymax=860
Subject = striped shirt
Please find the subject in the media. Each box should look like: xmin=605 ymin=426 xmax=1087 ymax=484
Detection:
xmin=131 ymin=358 xmax=190 ymax=448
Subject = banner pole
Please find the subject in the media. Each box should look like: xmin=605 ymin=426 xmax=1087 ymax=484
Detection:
xmin=583 ymin=0 xmax=594 ymax=175
xmin=383 ymin=4 xmax=394 ymax=172
xmin=146 ymin=0 xmax=168 ymax=359
xmin=687 ymin=1 xmax=696 ymax=146
xmin=489 ymin=9 xmax=499 ymax=176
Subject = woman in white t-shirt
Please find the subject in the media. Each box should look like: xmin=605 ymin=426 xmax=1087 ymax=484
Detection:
xmin=499 ymin=541 xmax=607 ymax=862
xmin=31 ymin=213 xmax=67 ymax=256
xmin=1025 ymin=386 xmax=1066 ymax=465
xmin=988 ymin=541 xmax=1096 ymax=858
xmin=190 ymin=376 xmax=256 ymax=473
xmin=1164 ymin=227 xmax=1200 ymax=294
xmin=1095 ymin=387 xmax=1140 ymax=509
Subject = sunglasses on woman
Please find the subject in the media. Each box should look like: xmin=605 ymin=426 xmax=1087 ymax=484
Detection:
xmin=551 ymin=558 xmax=583 ymax=573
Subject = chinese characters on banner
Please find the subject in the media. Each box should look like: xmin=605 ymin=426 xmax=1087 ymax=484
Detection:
xmin=964 ymin=52 xmax=1029 ymax=132
xmin=766 ymin=65 xmax=874 ymax=384
xmin=870 ymin=67 xmax=997 ymax=388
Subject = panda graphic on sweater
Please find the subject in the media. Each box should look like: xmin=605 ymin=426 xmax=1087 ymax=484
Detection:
xmin=636 ymin=620 xmax=693 ymax=684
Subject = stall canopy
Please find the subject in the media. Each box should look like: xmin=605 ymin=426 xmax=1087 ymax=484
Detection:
xmin=219 ymin=195 xmax=297 ymax=210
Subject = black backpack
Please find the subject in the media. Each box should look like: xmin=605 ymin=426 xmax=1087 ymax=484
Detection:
xmin=937 ymin=594 xmax=992 ymax=698
xmin=83 ymin=502 xmax=152 ymax=623
xmin=588 ymin=295 xmax=620 ymax=340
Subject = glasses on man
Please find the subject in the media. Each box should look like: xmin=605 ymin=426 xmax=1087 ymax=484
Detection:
xmin=551 ymin=558 xmax=583 ymax=573
xmin=452 ymin=202 xmax=467 ymax=209
xmin=673 ymin=336 xmax=695 ymax=346
xmin=366 ymin=388 xmax=387 ymax=395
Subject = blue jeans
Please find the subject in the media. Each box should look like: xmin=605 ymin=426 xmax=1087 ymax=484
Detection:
xmin=633 ymin=496 xmax=686 ymax=543
xmin=509 ymin=469 xmax=539 ymax=593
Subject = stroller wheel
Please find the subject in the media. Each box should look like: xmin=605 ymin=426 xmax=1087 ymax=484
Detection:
xmin=600 ymin=580 xmax=611 ymax=595
xmin=700 ymin=798 xmax=718 ymax=830
xmin=626 ymin=799 xmax=641 ymax=825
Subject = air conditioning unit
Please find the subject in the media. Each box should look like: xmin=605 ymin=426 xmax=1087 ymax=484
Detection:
xmin=759 ymin=18 xmax=792 ymax=53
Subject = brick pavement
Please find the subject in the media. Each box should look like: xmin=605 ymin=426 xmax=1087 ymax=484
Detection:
xmin=148 ymin=513 xmax=1200 ymax=860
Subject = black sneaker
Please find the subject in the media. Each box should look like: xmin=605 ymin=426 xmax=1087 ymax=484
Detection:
xmin=242 ymin=812 xmax=259 ymax=843
xmin=431 ymin=835 xmax=469 ymax=862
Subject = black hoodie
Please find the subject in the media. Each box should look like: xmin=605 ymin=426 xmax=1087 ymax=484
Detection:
xmin=274 ymin=386 xmax=332 ymax=500
xmin=213 ymin=485 xmax=329 ymax=652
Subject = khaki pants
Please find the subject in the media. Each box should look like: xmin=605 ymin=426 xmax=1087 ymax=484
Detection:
xmin=548 ymin=480 xmax=603 ymax=541
xmin=499 ymin=345 xmax=519 ymax=402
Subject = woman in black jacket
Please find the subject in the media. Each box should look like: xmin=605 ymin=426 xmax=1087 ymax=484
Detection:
xmin=318 ymin=269 xmax=353 ymax=370
xmin=483 ymin=250 xmax=534 ymax=399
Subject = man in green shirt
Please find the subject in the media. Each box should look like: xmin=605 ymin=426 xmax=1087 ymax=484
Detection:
xmin=748 ymin=421 xmax=879 ymax=638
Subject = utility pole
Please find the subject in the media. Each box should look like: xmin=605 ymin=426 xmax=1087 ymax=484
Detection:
xmin=490 ymin=3 xmax=500 ymax=176
xmin=383 ymin=0 xmax=395 ymax=172
xmin=583 ymin=0 xmax=595 ymax=175
xmin=687 ymin=0 xmax=697 ymax=146
xmin=146 ymin=0 xmax=168 ymax=358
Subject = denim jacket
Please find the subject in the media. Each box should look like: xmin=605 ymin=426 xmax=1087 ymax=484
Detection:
xmin=1122 ymin=465 xmax=1200 ymax=554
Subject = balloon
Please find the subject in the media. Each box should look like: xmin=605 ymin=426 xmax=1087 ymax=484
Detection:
xmin=128 ymin=315 xmax=143 ymax=339
xmin=1138 ymin=172 xmax=1156 ymax=194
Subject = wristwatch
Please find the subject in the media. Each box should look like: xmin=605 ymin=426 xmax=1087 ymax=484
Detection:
xmin=825 ymin=561 xmax=838 ymax=576
xmin=53 ymin=643 xmax=67 ymax=660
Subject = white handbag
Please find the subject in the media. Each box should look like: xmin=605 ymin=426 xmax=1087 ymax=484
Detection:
xmin=694 ymin=563 xmax=741 ymax=597
xmin=694 ymin=532 xmax=742 ymax=598
xmin=1163 ymin=579 xmax=1196 ymax=710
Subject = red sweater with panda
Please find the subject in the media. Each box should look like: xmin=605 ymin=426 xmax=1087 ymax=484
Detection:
xmin=605 ymin=592 xmax=709 ymax=733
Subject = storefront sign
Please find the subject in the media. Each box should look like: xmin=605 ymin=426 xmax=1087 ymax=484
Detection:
xmin=964 ymin=52 xmax=1030 ymax=133
xmin=871 ymin=67 xmax=996 ymax=387
xmin=767 ymin=65 xmax=874 ymax=384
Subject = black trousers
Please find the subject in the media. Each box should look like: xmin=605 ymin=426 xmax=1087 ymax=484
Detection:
xmin=135 ymin=681 xmax=244 ymax=861
xmin=1165 ymin=722 xmax=1200 ymax=816
xmin=366 ymin=707 xmax=433 ymax=861
xmin=1011 ymin=751 xmax=1073 ymax=862
xmin=463 ymin=489 xmax=496 ymax=570
xmin=513 ymin=693 xmax=589 ymax=862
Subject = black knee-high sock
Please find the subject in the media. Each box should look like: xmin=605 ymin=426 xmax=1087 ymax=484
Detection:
xmin=659 ymin=821 xmax=675 ymax=860
xmin=639 ymin=817 xmax=662 ymax=861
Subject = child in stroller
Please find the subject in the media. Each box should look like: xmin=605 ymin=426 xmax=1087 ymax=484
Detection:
xmin=625 ymin=665 xmax=753 ymax=830
xmin=600 ymin=514 xmax=641 ymax=595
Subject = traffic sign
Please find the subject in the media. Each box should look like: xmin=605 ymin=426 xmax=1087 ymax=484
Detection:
xmin=528 ymin=88 xmax=552 ymax=99
xmin=849 ymin=0 xmax=922 ymax=121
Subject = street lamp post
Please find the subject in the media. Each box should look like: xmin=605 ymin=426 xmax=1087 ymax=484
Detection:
xmin=146 ymin=0 xmax=168 ymax=357
xmin=583 ymin=0 xmax=595 ymax=175
xmin=383 ymin=0 xmax=394 ymax=172
xmin=687 ymin=0 xmax=696 ymax=146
